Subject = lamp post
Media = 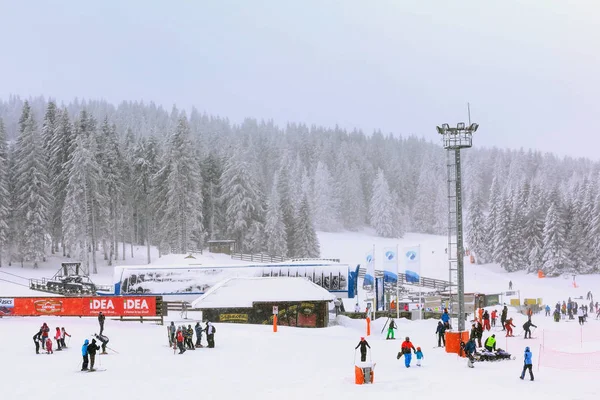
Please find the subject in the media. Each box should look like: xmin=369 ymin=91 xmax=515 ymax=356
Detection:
xmin=436 ymin=122 xmax=478 ymax=332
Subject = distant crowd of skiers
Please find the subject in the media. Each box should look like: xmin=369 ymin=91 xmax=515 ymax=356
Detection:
xmin=549 ymin=296 xmax=598 ymax=324
xmin=168 ymin=321 xmax=217 ymax=354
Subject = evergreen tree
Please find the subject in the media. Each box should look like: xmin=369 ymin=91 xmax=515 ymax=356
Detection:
xmin=486 ymin=175 xmax=502 ymax=257
xmin=14 ymin=102 xmax=51 ymax=268
xmin=369 ymin=169 xmax=397 ymax=237
xmin=277 ymin=160 xmax=297 ymax=254
xmin=0 ymin=119 xmax=9 ymax=267
xmin=412 ymin=164 xmax=437 ymax=233
xmin=541 ymin=202 xmax=570 ymax=276
xmin=201 ymin=152 xmax=225 ymax=240
xmin=465 ymin=190 xmax=489 ymax=264
xmin=292 ymin=195 xmax=320 ymax=258
xmin=264 ymin=176 xmax=287 ymax=256
xmin=523 ymin=184 xmax=545 ymax=271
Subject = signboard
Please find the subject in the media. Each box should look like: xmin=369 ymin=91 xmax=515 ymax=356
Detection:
xmin=272 ymin=306 xmax=278 ymax=315
xmin=0 ymin=297 xmax=157 ymax=317
xmin=220 ymin=313 xmax=249 ymax=323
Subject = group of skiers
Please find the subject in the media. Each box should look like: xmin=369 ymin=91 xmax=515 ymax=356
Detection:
xmin=551 ymin=298 xmax=597 ymax=324
xmin=33 ymin=323 xmax=71 ymax=354
xmin=355 ymin=335 xmax=424 ymax=367
xmin=168 ymin=321 xmax=217 ymax=354
xmin=81 ymin=334 xmax=110 ymax=371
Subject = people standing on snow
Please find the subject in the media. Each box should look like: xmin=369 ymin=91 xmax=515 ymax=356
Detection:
xmin=94 ymin=334 xmax=109 ymax=354
xmin=509 ymin=281 xmax=513 ymax=290
xmin=41 ymin=323 xmax=50 ymax=345
xmin=553 ymin=309 xmax=560 ymax=322
xmin=205 ymin=322 xmax=216 ymax=348
xmin=54 ymin=327 xmax=62 ymax=351
xmin=501 ymin=306 xmax=508 ymax=331
xmin=415 ymin=347 xmax=424 ymax=366
xmin=87 ymin=339 xmax=100 ymax=370
xmin=526 ymin=308 xmax=533 ymax=321
xmin=545 ymin=305 xmax=551 ymax=317
xmin=60 ymin=327 xmax=70 ymax=348
xmin=176 ymin=327 xmax=185 ymax=354
xmin=45 ymin=338 xmax=53 ymax=354
xmin=484 ymin=334 xmax=496 ymax=351
xmin=81 ymin=339 xmax=90 ymax=371
xmin=520 ymin=346 xmax=534 ymax=381
xmin=386 ymin=318 xmax=397 ymax=340
xmin=195 ymin=322 xmax=203 ymax=347
xmin=185 ymin=325 xmax=195 ymax=350
xmin=475 ymin=321 xmax=483 ymax=347
xmin=461 ymin=339 xmax=476 ymax=368
xmin=505 ymin=318 xmax=516 ymax=337
xmin=33 ymin=328 xmax=42 ymax=354
xmin=491 ymin=309 xmax=498 ymax=327
xmin=441 ymin=308 xmax=451 ymax=330
xmin=436 ymin=321 xmax=446 ymax=347
xmin=482 ymin=310 xmax=490 ymax=331
xmin=523 ymin=320 xmax=537 ymax=339
xmin=577 ymin=306 xmax=585 ymax=325
xmin=397 ymin=337 xmax=416 ymax=368
xmin=98 ymin=312 xmax=105 ymax=335
xmin=355 ymin=337 xmax=371 ymax=362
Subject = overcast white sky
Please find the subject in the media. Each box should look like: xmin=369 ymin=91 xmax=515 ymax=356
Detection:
xmin=0 ymin=0 xmax=598 ymax=159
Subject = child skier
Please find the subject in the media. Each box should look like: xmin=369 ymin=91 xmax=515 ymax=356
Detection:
xmin=355 ymin=337 xmax=371 ymax=362
xmin=386 ymin=318 xmax=396 ymax=340
xmin=415 ymin=347 xmax=424 ymax=366
xmin=45 ymin=337 xmax=53 ymax=354
xmin=54 ymin=327 xmax=62 ymax=350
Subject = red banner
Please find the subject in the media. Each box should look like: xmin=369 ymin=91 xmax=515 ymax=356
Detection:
xmin=0 ymin=296 xmax=157 ymax=317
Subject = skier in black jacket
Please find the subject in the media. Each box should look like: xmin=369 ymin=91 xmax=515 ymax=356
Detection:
xmin=33 ymin=329 xmax=42 ymax=354
xmin=194 ymin=322 xmax=203 ymax=347
xmin=355 ymin=337 xmax=371 ymax=362
xmin=94 ymin=333 xmax=109 ymax=354
xmin=436 ymin=321 xmax=446 ymax=347
xmin=98 ymin=312 xmax=106 ymax=335
xmin=87 ymin=339 xmax=100 ymax=371
xmin=501 ymin=306 xmax=508 ymax=331
xmin=523 ymin=320 xmax=537 ymax=339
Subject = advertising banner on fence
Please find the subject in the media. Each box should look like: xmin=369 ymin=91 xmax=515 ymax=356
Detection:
xmin=0 ymin=297 xmax=157 ymax=317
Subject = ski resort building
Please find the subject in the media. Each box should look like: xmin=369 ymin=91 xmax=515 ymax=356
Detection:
xmin=191 ymin=277 xmax=336 ymax=328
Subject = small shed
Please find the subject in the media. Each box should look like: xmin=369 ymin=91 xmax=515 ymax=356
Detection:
xmin=191 ymin=277 xmax=335 ymax=328
xmin=207 ymin=239 xmax=238 ymax=255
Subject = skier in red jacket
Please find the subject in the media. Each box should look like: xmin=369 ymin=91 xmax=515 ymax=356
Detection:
xmin=505 ymin=318 xmax=516 ymax=337
xmin=176 ymin=327 xmax=186 ymax=354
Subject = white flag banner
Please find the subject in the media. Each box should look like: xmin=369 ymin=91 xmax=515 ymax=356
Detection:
xmin=403 ymin=245 xmax=421 ymax=284
xmin=382 ymin=247 xmax=398 ymax=275
xmin=363 ymin=249 xmax=375 ymax=290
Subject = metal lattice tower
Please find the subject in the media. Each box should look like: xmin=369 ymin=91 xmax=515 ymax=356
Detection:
xmin=437 ymin=122 xmax=478 ymax=332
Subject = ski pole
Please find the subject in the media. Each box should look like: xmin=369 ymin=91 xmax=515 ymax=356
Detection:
xmin=106 ymin=345 xmax=119 ymax=354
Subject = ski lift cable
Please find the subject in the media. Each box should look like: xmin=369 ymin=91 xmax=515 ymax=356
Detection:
xmin=0 ymin=270 xmax=31 ymax=281
xmin=0 ymin=277 xmax=31 ymax=288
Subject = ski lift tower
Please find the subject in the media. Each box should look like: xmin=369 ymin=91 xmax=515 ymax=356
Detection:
xmin=436 ymin=122 xmax=478 ymax=332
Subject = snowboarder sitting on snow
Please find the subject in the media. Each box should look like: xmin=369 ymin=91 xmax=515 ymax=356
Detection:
xmin=355 ymin=337 xmax=371 ymax=362
xmin=505 ymin=318 xmax=516 ymax=337
xmin=94 ymin=333 xmax=109 ymax=354
xmin=195 ymin=322 xmax=203 ymax=347
xmin=415 ymin=347 xmax=424 ymax=366
xmin=436 ymin=321 xmax=446 ymax=347
xmin=397 ymin=337 xmax=416 ymax=368
xmin=386 ymin=318 xmax=397 ymax=340
xmin=484 ymin=334 xmax=496 ymax=352
xmin=87 ymin=339 xmax=100 ymax=370
xmin=81 ymin=339 xmax=90 ymax=371
xmin=520 ymin=346 xmax=534 ymax=381
xmin=523 ymin=320 xmax=537 ymax=339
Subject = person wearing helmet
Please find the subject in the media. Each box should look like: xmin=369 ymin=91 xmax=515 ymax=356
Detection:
xmin=520 ymin=346 xmax=534 ymax=381
xmin=81 ymin=339 xmax=90 ymax=371
xmin=415 ymin=346 xmax=424 ymax=366
xmin=355 ymin=337 xmax=371 ymax=362
xmin=397 ymin=337 xmax=416 ymax=368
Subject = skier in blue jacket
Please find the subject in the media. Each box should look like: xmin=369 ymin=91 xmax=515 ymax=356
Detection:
xmin=520 ymin=346 xmax=534 ymax=381
xmin=441 ymin=309 xmax=451 ymax=330
xmin=81 ymin=339 xmax=90 ymax=371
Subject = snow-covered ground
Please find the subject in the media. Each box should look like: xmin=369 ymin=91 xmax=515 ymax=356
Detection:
xmin=1 ymin=230 xmax=600 ymax=399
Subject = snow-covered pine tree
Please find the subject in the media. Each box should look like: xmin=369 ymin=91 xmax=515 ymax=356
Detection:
xmin=565 ymin=183 xmax=587 ymax=273
xmin=493 ymin=190 xmax=518 ymax=271
xmin=523 ymin=184 xmax=545 ymax=271
xmin=292 ymin=195 xmax=320 ymax=258
xmin=486 ymin=175 xmax=502 ymax=256
xmin=62 ymin=134 xmax=103 ymax=273
xmin=0 ymin=119 xmax=9 ymax=267
xmin=48 ymin=108 xmax=74 ymax=256
xmin=14 ymin=102 xmax=51 ymax=268
xmin=312 ymin=161 xmax=340 ymax=231
xmin=465 ymin=189 xmax=489 ymax=264
xmin=369 ymin=168 xmax=397 ymax=238
xmin=412 ymin=164 xmax=437 ymax=234
xmin=201 ymin=152 xmax=225 ymax=240
xmin=157 ymin=115 xmax=204 ymax=254
xmin=264 ymin=175 xmax=287 ymax=257
xmin=541 ymin=201 xmax=570 ymax=276
xmin=277 ymin=159 xmax=297 ymax=254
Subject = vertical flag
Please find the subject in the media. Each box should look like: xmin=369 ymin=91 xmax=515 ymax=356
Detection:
xmin=383 ymin=246 xmax=398 ymax=274
xmin=363 ymin=247 xmax=375 ymax=290
xmin=403 ymin=245 xmax=421 ymax=284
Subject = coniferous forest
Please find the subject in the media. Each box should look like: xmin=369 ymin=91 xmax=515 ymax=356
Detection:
xmin=0 ymin=96 xmax=597 ymax=276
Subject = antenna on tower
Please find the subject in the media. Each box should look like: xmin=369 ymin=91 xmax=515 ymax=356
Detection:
xmin=467 ymin=102 xmax=471 ymax=125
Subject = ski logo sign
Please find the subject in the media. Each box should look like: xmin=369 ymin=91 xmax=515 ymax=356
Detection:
xmin=3 ymin=296 xmax=157 ymax=317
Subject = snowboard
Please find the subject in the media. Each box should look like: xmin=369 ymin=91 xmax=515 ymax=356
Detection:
xmin=78 ymin=369 xmax=107 ymax=373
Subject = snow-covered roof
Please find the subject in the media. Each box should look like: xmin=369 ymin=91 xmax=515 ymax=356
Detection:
xmin=191 ymin=277 xmax=336 ymax=309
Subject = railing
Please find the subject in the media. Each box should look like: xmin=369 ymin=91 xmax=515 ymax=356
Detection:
xmin=358 ymin=267 xmax=451 ymax=290
xmin=289 ymin=258 xmax=341 ymax=263
xmin=231 ymin=253 xmax=287 ymax=263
